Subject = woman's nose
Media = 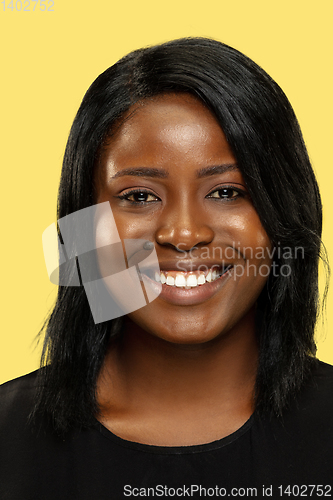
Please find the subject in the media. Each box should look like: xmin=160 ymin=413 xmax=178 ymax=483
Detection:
xmin=155 ymin=201 xmax=214 ymax=251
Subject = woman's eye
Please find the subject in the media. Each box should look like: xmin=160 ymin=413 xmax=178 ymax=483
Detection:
xmin=119 ymin=190 xmax=159 ymax=203
xmin=207 ymin=187 xmax=241 ymax=200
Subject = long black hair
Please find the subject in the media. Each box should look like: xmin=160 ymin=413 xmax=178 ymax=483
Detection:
xmin=32 ymin=37 xmax=327 ymax=434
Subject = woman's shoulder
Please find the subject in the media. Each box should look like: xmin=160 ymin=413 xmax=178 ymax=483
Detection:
xmin=0 ymin=369 xmax=39 ymax=391
xmin=0 ymin=369 xmax=39 ymax=396
xmin=271 ymin=359 xmax=333 ymax=421
xmin=0 ymin=370 xmax=39 ymax=426
xmin=296 ymin=358 xmax=333 ymax=419
xmin=312 ymin=358 xmax=333 ymax=376
xmin=303 ymin=358 xmax=333 ymax=398
xmin=258 ymin=359 xmax=333 ymax=440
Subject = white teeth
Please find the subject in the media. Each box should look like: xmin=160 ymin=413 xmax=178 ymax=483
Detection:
xmin=166 ymin=275 xmax=175 ymax=286
xmin=186 ymin=274 xmax=198 ymax=287
xmin=175 ymin=274 xmax=186 ymax=287
xmin=197 ymin=274 xmax=205 ymax=285
xmin=155 ymin=266 xmax=229 ymax=288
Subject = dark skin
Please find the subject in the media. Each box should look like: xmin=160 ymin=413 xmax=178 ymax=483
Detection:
xmin=94 ymin=93 xmax=272 ymax=446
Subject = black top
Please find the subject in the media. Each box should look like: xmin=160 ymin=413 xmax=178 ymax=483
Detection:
xmin=0 ymin=361 xmax=332 ymax=499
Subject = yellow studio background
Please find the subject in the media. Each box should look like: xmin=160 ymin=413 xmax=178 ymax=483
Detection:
xmin=0 ymin=0 xmax=332 ymax=384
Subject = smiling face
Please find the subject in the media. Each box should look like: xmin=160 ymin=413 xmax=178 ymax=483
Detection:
xmin=94 ymin=93 xmax=272 ymax=344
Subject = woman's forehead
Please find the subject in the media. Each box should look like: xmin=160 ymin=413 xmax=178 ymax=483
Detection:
xmin=99 ymin=93 xmax=236 ymax=171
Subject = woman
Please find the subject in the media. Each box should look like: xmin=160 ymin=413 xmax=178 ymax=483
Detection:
xmin=1 ymin=37 xmax=332 ymax=498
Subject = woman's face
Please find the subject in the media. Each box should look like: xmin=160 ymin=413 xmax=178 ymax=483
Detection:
xmin=95 ymin=93 xmax=272 ymax=344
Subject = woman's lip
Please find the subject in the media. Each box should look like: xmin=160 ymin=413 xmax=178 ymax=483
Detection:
xmin=143 ymin=267 xmax=233 ymax=306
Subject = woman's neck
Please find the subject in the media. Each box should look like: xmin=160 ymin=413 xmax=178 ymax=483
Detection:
xmin=96 ymin=309 xmax=258 ymax=446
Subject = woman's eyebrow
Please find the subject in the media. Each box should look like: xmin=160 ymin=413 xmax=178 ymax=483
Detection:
xmin=196 ymin=163 xmax=239 ymax=178
xmin=110 ymin=164 xmax=238 ymax=180
xmin=110 ymin=167 xmax=169 ymax=179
